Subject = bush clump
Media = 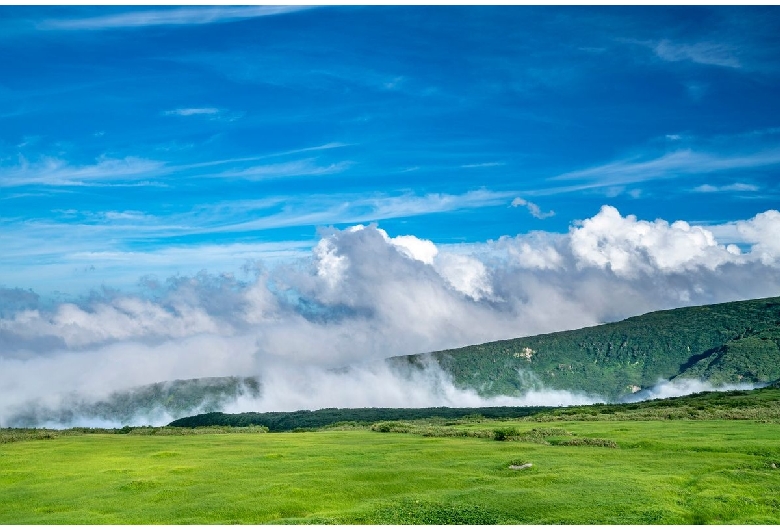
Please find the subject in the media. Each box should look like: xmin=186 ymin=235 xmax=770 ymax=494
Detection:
xmin=493 ymin=427 xmax=520 ymax=441
xmin=555 ymin=437 xmax=618 ymax=448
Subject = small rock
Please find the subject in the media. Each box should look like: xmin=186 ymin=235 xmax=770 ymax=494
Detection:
xmin=771 ymin=463 xmax=777 ymax=469
xmin=509 ymin=463 xmax=533 ymax=470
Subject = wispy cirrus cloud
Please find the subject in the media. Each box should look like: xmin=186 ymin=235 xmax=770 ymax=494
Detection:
xmin=38 ymin=6 xmax=313 ymax=31
xmin=168 ymin=143 xmax=350 ymax=172
xmin=1 ymin=143 xmax=352 ymax=188
xmin=214 ymin=159 xmax=353 ymax=181
xmin=653 ymin=39 xmax=741 ymax=68
xmin=693 ymin=182 xmax=759 ymax=193
xmin=461 ymin=162 xmax=506 ymax=169
xmin=0 ymin=188 xmax=518 ymax=294
xmin=1 ymin=189 xmax=518 ymax=261
xmin=549 ymin=148 xmax=780 ymax=189
xmin=0 ymin=156 xmax=167 ymax=187
xmin=163 ymin=108 xmax=220 ymax=117
xmin=199 ymin=189 xmax=518 ymax=235
xmin=163 ymin=107 xmax=244 ymax=122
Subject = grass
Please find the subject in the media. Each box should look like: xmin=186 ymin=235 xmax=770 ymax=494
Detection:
xmin=1 ymin=419 xmax=779 ymax=524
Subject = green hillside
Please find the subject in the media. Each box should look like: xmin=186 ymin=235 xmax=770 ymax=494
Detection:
xmin=8 ymin=377 xmax=261 ymax=427
xmin=390 ymin=296 xmax=780 ymax=400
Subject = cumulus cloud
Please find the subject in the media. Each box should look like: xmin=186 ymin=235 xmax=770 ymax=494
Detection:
xmin=2 ymin=205 xmax=780 ymax=426
xmin=569 ymin=205 xmax=745 ymax=277
xmin=734 ymin=209 xmax=780 ymax=265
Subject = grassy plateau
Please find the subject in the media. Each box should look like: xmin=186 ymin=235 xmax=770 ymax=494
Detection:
xmin=2 ymin=391 xmax=780 ymax=525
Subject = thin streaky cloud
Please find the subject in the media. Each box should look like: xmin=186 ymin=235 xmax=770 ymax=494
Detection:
xmin=550 ymin=149 xmax=780 ymax=187
xmin=164 ymin=108 xmax=220 ymax=116
xmin=0 ymin=189 xmax=519 ymax=262
xmin=1 ymin=143 xmax=352 ymax=188
xmin=0 ymin=156 xmax=167 ymax=188
xmin=175 ymin=143 xmax=351 ymax=171
xmin=281 ymin=142 xmax=352 ymax=155
xmin=39 ymin=6 xmax=314 ymax=31
xmin=461 ymin=162 xmax=506 ymax=169
xmin=199 ymin=189 xmax=518 ymax=235
xmin=213 ymin=159 xmax=353 ymax=181
xmin=654 ymin=39 xmax=741 ymax=68
xmin=693 ymin=183 xmax=760 ymax=193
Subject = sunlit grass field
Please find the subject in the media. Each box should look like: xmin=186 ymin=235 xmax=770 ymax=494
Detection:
xmin=2 ymin=419 xmax=779 ymax=524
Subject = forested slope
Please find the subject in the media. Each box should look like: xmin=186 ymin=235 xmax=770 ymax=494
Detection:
xmin=390 ymin=296 xmax=780 ymax=400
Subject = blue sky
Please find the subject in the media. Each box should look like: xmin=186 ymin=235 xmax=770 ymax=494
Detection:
xmin=5 ymin=6 xmax=780 ymax=424
xmin=2 ymin=5 xmax=780 ymax=296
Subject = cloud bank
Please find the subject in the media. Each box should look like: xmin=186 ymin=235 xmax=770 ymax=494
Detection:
xmin=2 ymin=205 xmax=780 ymax=427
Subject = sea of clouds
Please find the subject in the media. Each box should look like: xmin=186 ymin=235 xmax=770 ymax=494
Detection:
xmin=2 ymin=205 xmax=779 ymax=427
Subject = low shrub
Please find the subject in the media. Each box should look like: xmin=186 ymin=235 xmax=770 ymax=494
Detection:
xmin=555 ymin=437 xmax=618 ymax=448
xmin=493 ymin=427 xmax=520 ymax=441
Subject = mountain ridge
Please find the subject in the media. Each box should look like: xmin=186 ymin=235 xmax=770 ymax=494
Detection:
xmin=389 ymin=295 xmax=780 ymax=400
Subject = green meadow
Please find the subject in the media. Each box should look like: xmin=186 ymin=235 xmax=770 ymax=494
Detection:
xmin=2 ymin=419 xmax=779 ymax=524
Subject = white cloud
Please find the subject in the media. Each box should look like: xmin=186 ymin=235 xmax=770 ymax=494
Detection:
xmin=461 ymin=162 xmax=505 ymax=169
xmin=385 ymin=233 xmax=439 ymax=266
xmin=2 ymin=206 xmax=780 ymax=426
xmin=0 ymin=188 xmax=521 ymax=296
xmin=0 ymin=156 xmax=166 ymax=187
xmin=626 ymin=379 xmax=756 ymax=402
xmin=693 ymin=182 xmax=759 ymax=193
xmin=569 ymin=205 xmax=740 ymax=277
xmin=434 ymin=253 xmax=494 ymax=301
xmin=164 ymin=108 xmax=220 ymax=116
xmin=215 ymin=159 xmax=353 ymax=180
xmin=549 ymin=148 xmax=780 ymax=189
xmin=101 ymin=210 xmax=155 ymax=221
xmin=39 ymin=6 xmax=312 ymax=31
xmin=221 ymin=361 xmax=600 ymax=419
xmin=200 ymin=189 xmax=517 ymax=236
xmin=654 ymin=39 xmax=741 ymax=68
xmin=313 ymin=236 xmax=349 ymax=292
xmin=511 ymin=197 xmax=555 ymax=219
xmin=163 ymin=107 xmax=245 ymax=122
xmin=734 ymin=210 xmax=780 ymax=265
xmin=503 ymin=239 xmax=564 ymax=271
